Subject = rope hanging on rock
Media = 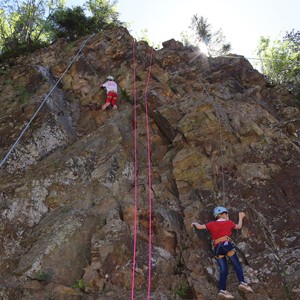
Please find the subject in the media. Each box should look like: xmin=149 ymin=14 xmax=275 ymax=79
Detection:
xmin=131 ymin=39 xmax=138 ymax=300
xmin=130 ymin=41 xmax=154 ymax=300
xmin=196 ymin=75 xmax=227 ymax=205
xmin=0 ymin=33 xmax=95 ymax=169
xmin=221 ymin=55 xmax=300 ymax=65
xmin=80 ymin=49 xmax=99 ymax=77
xmin=144 ymin=47 xmax=154 ymax=300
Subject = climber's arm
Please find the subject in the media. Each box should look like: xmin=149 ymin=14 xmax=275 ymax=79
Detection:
xmin=191 ymin=222 xmax=207 ymax=230
xmin=235 ymin=212 xmax=245 ymax=229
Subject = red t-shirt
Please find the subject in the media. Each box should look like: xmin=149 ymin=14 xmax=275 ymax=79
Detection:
xmin=205 ymin=220 xmax=236 ymax=240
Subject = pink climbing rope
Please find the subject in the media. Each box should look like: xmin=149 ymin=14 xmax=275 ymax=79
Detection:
xmin=144 ymin=48 xmax=154 ymax=300
xmin=131 ymin=39 xmax=138 ymax=300
xmin=131 ymin=44 xmax=154 ymax=300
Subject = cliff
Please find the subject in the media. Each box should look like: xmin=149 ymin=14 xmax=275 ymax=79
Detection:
xmin=0 ymin=26 xmax=299 ymax=300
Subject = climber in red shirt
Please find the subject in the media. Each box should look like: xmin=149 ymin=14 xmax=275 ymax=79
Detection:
xmin=101 ymin=75 xmax=118 ymax=110
xmin=191 ymin=206 xmax=253 ymax=299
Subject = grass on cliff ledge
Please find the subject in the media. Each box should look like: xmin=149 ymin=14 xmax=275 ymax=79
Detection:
xmin=175 ymin=282 xmax=193 ymax=299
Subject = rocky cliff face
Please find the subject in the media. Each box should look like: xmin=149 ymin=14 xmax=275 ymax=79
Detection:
xmin=0 ymin=26 xmax=299 ymax=300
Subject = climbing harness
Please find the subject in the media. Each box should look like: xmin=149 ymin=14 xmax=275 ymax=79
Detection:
xmin=210 ymin=234 xmax=249 ymax=265
xmin=213 ymin=235 xmax=232 ymax=246
xmin=214 ymin=247 xmax=236 ymax=259
xmin=212 ymin=236 xmax=236 ymax=258
xmin=0 ymin=33 xmax=95 ymax=169
xmin=192 ymin=224 xmax=249 ymax=264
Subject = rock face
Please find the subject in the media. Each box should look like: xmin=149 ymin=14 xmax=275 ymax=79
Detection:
xmin=0 ymin=27 xmax=299 ymax=300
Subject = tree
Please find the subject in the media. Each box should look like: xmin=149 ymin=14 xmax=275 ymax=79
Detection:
xmin=48 ymin=6 xmax=94 ymax=40
xmin=256 ymin=30 xmax=300 ymax=99
xmin=190 ymin=15 xmax=231 ymax=56
xmin=84 ymin=0 xmax=121 ymax=30
xmin=0 ymin=0 xmax=63 ymax=54
xmin=180 ymin=31 xmax=192 ymax=47
xmin=0 ymin=8 xmax=8 ymax=51
xmin=48 ymin=0 xmax=121 ymax=41
xmin=0 ymin=0 xmax=121 ymax=58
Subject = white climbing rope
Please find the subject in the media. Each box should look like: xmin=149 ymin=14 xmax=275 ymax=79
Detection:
xmin=196 ymin=75 xmax=227 ymax=205
xmin=0 ymin=33 xmax=95 ymax=169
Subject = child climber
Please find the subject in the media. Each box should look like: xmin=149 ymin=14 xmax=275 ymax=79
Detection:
xmin=191 ymin=206 xmax=253 ymax=299
xmin=101 ymin=75 xmax=118 ymax=110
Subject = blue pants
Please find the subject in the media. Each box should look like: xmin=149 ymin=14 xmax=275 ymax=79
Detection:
xmin=214 ymin=241 xmax=245 ymax=291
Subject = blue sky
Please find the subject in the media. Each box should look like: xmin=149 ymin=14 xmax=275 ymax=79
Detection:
xmin=65 ymin=0 xmax=300 ymax=58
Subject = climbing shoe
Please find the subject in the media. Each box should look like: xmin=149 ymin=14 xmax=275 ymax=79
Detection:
xmin=113 ymin=105 xmax=118 ymax=110
xmin=238 ymin=282 xmax=253 ymax=293
xmin=218 ymin=290 xmax=234 ymax=299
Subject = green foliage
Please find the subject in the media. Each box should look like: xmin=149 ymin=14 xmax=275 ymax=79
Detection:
xmin=65 ymin=41 xmax=76 ymax=52
xmin=180 ymin=31 xmax=192 ymax=47
xmin=190 ymin=14 xmax=231 ymax=56
xmin=0 ymin=0 xmax=121 ymax=59
xmin=191 ymin=15 xmax=212 ymax=45
xmin=4 ymin=79 xmax=13 ymax=85
xmin=16 ymin=84 xmax=32 ymax=103
xmin=33 ymin=270 xmax=50 ymax=281
xmin=72 ymin=279 xmax=85 ymax=291
xmin=48 ymin=6 xmax=94 ymax=40
xmin=169 ymin=84 xmax=179 ymax=95
xmin=256 ymin=30 xmax=300 ymax=99
xmin=61 ymin=206 xmax=71 ymax=213
xmin=120 ymin=87 xmax=131 ymax=103
xmin=135 ymin=28 xmax=160 ymax=48
xmin=0 ymin=0 xmax=63 ymax=57
xmin=84 ymin=0 xmax=121 ymax=30
xmin=138 ymin=28 xmax=151 ymax=44
xmin=1 ymin=78 xmax=32 ymax=103
xmin=0 ymin=66 xmax=8 ymax=76
xmin=48 ymin=0 xmax=121 ymax=41
xmin=136 ymin=29 xmax=154 ymax=48
xmin=175 ymin=282 xmax=193 ymax=299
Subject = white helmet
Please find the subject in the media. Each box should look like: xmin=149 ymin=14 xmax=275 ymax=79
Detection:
xmin=106 ymin=75 xmax=114 ymax=81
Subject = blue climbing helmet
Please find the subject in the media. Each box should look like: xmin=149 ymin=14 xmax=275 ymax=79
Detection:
xmin=213 ymin=206 xmax=228 ymax=218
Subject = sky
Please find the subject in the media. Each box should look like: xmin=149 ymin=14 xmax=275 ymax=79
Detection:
xmin=65 ymin=0 xmax=300 ymax=59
